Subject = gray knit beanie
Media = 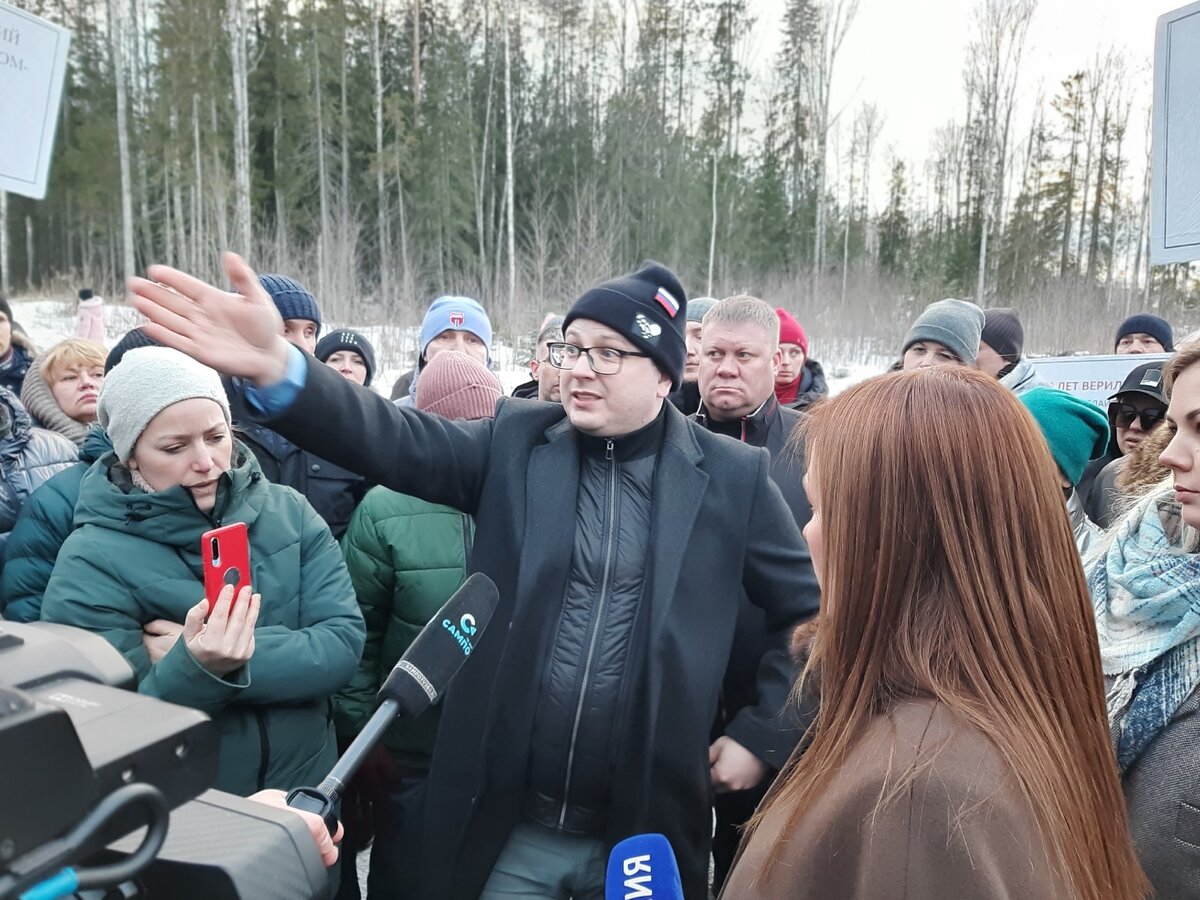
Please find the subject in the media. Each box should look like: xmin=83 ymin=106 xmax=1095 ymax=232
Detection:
xmin=901 ymin=299 xmax=985 ymax=365
xmin=687 ymin=297 xmax=718 ymax=324
xmin=97 ymin=347 xmax=232 ymax=461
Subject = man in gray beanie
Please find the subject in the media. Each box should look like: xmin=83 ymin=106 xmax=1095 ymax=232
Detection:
xmin=131 ymin=252 xmax=819 ymax=899
xmin=900 ymin=298 xmax=985 ymax=370
xmin=670 ymin=296 xmax=717 ymax=415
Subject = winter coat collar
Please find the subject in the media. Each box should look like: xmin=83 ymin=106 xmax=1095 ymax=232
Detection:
xmin=74 ymin=442 xmax=268 ymax=545
xmin=694 ymin=395 xmax=781 ymax=447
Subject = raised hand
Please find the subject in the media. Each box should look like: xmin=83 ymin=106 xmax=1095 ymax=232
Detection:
xmin=128 ymin=252 xmax=292 ymax=386
xmin=182 ymin=584 xmax=261 ymax=677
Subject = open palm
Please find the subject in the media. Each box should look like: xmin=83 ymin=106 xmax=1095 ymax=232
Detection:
xmin=129 ymin=252 xmax=292 ymax=384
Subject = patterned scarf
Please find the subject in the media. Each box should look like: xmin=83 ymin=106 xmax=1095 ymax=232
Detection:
xmin=1088 ymin=496 xmax=1200 ymax=773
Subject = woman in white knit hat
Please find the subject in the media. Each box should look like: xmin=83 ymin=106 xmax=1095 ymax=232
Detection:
xmin=40 ymin=346 xmax=365 ymax=796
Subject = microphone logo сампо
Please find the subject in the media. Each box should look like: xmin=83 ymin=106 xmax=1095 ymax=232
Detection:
xmin=442 ymin=614 xmax=476 ymax=656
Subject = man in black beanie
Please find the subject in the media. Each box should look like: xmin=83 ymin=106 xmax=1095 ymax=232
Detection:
xmin=1115 ymin=313 xmax=1174 ymax=354
xmin=129 ymin=253 xmax=819 ymax=900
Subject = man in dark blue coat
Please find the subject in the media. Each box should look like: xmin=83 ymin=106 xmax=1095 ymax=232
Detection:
xmin=131 ymin=253 xmax=821 ymax=900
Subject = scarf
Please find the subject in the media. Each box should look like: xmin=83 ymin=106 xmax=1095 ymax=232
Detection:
xmin=1089 ymin=496 xmax=1200 ymax=772
xmin=774 ymin=367 xmax=812 ymax=406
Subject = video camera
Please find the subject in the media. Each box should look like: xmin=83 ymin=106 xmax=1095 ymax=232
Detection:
xmin=0 ymin=621 xmax=330 ymax=900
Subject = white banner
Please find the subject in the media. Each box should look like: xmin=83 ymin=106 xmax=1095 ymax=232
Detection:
xmin=1027 ymin=354 xmax=1171 ymax=408
xmin=0 ymin=1 xmax=70 ymax=200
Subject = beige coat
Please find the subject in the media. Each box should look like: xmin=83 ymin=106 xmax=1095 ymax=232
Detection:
xmin=720 ymin=699 xmax=1065 ymax=899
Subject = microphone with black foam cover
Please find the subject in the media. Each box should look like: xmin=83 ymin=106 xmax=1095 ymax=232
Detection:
xmin=287 ymin=572 xmax=499 ymax=831
xmin=605 ymin=833 xmax=685 ymax=900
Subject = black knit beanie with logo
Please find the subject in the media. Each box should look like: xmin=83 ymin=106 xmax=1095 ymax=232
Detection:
xmin=563 ymin=261 xmax=688 ymax=389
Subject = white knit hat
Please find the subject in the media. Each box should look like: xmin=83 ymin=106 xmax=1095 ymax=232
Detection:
xmin=97 ymin=347 xmax=232 ymax=461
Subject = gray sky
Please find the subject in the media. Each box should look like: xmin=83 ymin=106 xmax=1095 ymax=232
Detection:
xmin=745 ymin=0 xmax=1182 ymax=212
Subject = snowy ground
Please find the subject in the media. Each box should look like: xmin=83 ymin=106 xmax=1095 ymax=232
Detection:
xmin=11 ymin=295 xmax=883 ymax=399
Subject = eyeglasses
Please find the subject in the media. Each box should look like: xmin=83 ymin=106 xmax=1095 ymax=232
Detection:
xmin=1109 ymin=402 xmax=1166 ymax=431
xmin=546 ymin=342 xmax=650 ymax=375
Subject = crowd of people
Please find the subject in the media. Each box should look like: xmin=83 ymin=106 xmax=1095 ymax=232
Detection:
xmin=0 ymin=256 xmax=1194 ymax=899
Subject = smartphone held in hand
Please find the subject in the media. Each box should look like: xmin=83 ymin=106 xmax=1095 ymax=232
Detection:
xmin=202 ymin=523 xmax=252 ymax=615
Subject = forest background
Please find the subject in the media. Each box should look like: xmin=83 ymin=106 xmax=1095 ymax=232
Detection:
xmin=1 ymin=0 xmax=1192 ymax=367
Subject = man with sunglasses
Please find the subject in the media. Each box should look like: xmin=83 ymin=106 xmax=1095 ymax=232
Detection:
xmin=1081 ymin=362 xmax=1167 ymax=528
xmin=128 ymin=253 xmax=818 ymax=900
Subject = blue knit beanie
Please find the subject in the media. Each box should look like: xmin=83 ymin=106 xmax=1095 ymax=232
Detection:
xmin=1115 ymin=313 xmax=1173 ymax=352
xmin=419 ymin=296 xmax=492 ymax=366
xmin=1020 ymin=387 xmax=1110 ymax=486
xmin=259 ymin=274 xmax=321 ymax=335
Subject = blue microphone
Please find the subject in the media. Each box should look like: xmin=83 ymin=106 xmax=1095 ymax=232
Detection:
xmin=605 ymin=833 xmax=684 ymax=900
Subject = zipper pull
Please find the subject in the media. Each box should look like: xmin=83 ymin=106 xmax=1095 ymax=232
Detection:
xmin=605 ymin=439 xmax=614 ymax=461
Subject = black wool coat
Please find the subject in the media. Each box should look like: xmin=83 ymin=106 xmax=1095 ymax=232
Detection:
xmin=248 ymin=357 xmax=820 ymax=899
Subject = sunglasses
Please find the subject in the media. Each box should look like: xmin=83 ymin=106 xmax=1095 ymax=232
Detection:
xmin=1109 ymin=402 xmax=1166 ymax=431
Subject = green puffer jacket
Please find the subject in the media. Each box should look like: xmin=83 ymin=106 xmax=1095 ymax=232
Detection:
xmin=335 ymin=486 xmax=472 ymax=769
xmin=40 ymin=445 xmax=366 ymax=796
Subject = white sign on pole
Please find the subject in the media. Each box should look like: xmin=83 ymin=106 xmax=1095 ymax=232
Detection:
xmin=0 ymin=1 xmax=70 ymax=201
xmin=1151 ymin=0 xmax=1200 ymax=264
xmin=1027 ymin=354 xmax=1171 ymax=408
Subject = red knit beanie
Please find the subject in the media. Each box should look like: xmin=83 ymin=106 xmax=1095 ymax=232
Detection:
xmin=775 ymin=308 xmax=808 ymax=354
xmin=416 ymin=351 xmax=502 ymax=421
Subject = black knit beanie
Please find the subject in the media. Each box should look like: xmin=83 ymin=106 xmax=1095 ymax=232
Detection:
xmin=0 ymin=296 xmax=12 ymax=325
xmin=105 ymin=326 xmax=161 ymax=373
xmin=981 ymin=308 xmax=1024 ymax=362
xmin=315 ymin=329 xmax=377 ymax=387
xmin=563 ymin=261 xmax=688 ymax=389
xmin=1115 ymin=314 xmax=1173 ymax=352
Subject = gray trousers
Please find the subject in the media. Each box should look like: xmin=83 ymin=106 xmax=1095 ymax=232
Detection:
xmin=479 ymin=820 xmax=607 ymax=899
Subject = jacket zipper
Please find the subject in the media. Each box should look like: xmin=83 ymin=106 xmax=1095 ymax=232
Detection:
xmin=558 ymin=438 xmax=617 ymax=828
xmin=461 ymin=512 xmax=474 ymax=562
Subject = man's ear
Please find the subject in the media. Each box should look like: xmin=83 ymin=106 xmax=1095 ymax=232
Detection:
xmin=529 ymin=358 xmax=540 ymax=378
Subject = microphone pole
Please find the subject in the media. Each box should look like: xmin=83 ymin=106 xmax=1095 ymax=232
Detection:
xmin=287 ymin=572 xmax=500 ymax=831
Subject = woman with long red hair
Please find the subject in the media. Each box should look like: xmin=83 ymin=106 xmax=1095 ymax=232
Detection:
xmin=722 ymin=366 xmax=1147 ymax=899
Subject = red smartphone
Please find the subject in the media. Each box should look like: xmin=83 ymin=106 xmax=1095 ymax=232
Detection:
xmin=202 ymin=523 xmax=252 ymax=615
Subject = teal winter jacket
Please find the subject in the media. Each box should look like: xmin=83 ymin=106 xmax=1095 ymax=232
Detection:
xmin=40 ymin=445 xmax=365 ymax=795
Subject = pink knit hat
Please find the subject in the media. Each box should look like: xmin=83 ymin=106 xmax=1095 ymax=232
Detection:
xmin=416 ymin=351 xmax=502 ymax=421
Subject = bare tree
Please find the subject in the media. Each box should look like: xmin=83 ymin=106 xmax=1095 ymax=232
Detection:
xmin=412 ymin=0 xmax=421 ymax=125
xmin=708 ymin=153 xmax=718 ymax=295
xmin=502 ymin=0 xmax=517 ymax=319
xmin=226 ymin=0 xmax=252 ymax=255
xmin=967 ymin=0 xmax=1036 ymax=305
xmin=312 ymin=14 xmax=330 ymax=297
xmin=806 ymin=0 xmax=859 ymax=303
xmin=372 ymin=0 xmax=390 ymax=306
xmin=108 ymin=0 xmax=136 ymax=284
